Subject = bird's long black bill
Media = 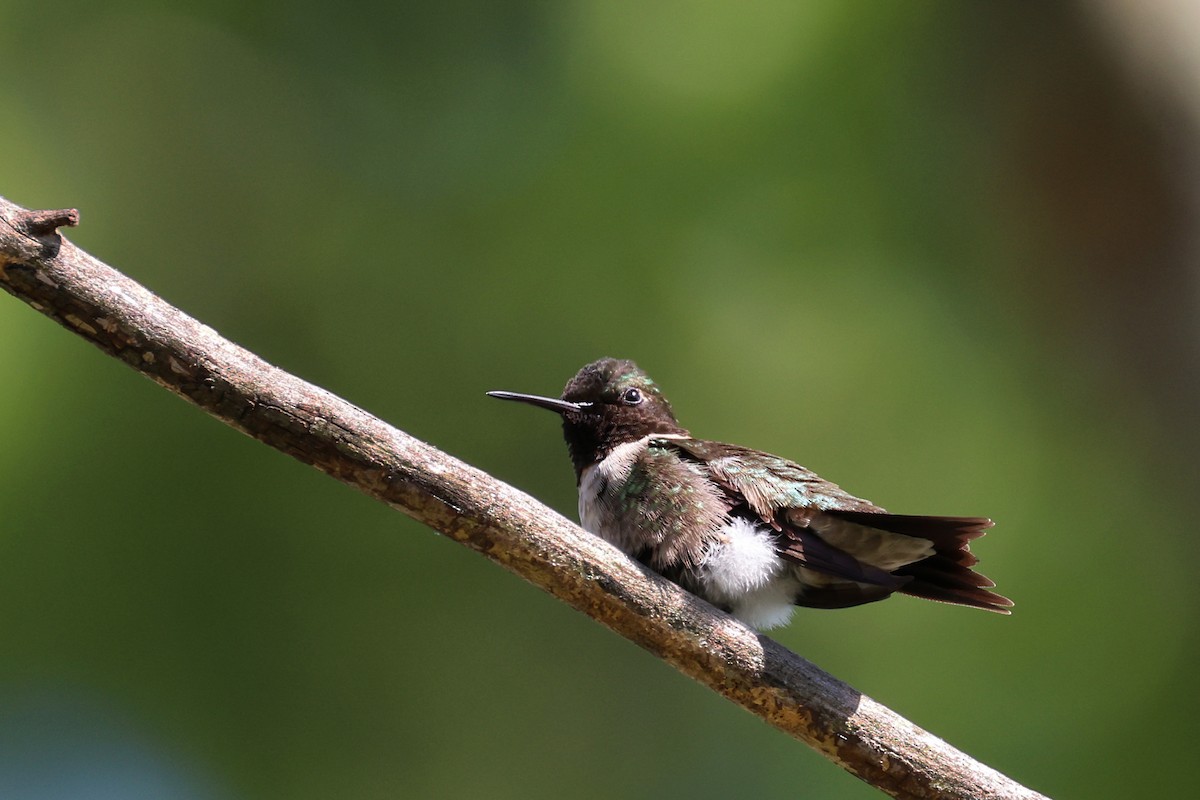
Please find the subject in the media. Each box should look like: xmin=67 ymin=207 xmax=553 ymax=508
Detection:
xmin=486 ymin=391 xmax=589 ymax=415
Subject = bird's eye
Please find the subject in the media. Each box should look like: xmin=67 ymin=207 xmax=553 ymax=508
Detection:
xmin=621 ymin=387 xmax=644 ymax=405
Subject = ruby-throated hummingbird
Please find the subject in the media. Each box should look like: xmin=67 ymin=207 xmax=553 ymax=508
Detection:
xmin=488 ymin=358 xmax=1011 ymax=630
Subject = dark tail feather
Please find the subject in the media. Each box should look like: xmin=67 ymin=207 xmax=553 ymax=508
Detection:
xmin=899 ymin=581 xmax=1013 ymax=613
xmin=830 ymin=510 xmax=993 ymax=543
xmin=828 ymin=510 xmax=1013 ymax=614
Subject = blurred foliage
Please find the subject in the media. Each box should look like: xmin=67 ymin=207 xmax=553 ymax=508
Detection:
xmin=2 ymin=2 xmax=1198 ymax=798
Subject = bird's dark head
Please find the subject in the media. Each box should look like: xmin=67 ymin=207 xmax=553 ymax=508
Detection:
xmin=488 ymin=357 xmax=688 ymax=477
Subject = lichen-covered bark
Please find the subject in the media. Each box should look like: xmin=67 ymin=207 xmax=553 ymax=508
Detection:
xmin=0 ymin=196 xmax=1048 ymax=800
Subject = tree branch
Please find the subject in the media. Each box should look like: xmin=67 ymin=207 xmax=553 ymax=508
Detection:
xmin=0 ymin=196 xmax=1047 ymax=800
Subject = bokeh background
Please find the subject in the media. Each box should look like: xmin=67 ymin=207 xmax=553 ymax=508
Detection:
xmin=3 ymin=2 xmax=1199 ymax=798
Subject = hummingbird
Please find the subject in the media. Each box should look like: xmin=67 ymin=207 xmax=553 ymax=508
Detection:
xmin=488 ymin=358 xmax=1011 ymax=630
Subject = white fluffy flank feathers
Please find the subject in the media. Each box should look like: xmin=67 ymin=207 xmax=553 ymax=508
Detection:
xmin=699 ymin=518 xmax=799 ymax=630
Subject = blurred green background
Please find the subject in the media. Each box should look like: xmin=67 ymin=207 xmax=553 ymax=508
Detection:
xmin=3 ymin=2 xmax=1199 ymax=798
